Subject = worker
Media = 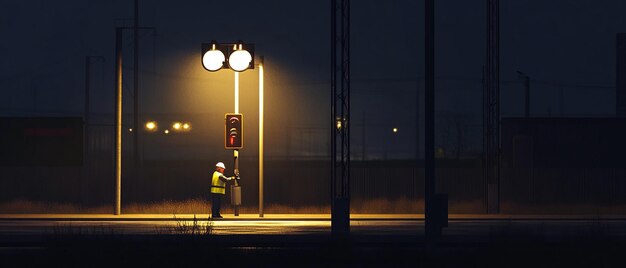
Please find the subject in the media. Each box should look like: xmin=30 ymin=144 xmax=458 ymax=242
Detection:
xmin=210 ymin=162 xmax=235 ymax=218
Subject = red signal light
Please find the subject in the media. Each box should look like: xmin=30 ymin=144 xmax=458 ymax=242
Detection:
xmin=225 ymin=113 xmax=243 ymax=149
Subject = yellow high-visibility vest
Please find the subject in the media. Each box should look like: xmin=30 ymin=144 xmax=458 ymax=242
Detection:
xmin=211 ymin=171 xmax=227 ymax=194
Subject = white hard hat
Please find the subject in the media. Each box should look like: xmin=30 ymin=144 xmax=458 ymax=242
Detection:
xmin=215 ymin=162 xmax=226 ymax=169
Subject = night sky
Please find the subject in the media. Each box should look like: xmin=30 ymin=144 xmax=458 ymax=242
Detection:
xmin=2 ymin=0 xmax=625 ymax=160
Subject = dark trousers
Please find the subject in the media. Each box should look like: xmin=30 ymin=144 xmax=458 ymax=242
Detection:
xmin=211 ymin=193 xmax=223 ymax=217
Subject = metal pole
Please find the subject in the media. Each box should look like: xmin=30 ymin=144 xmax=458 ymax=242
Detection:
xmin=330 ymin=0 xmax=350 ymax=236
xmin=425 ymin=0 xmax=436 ymax=241
xmin=495 ymin=0 xmax=501 ymax=213
xmin=234 ymin=70 xmax=240 ymax=216
xmin=114 ymin=28 xmax=123 ymax=215
xmin=485 ymin=0 xmax=501 ymax=214
xmin=415 ymin=78 xmax=420 ymax=160
xmin=524 ymin=76 xmax=530 ymax=117
xmin=340 ymin=0 xmax=351 ymax=213
xmin=235 ymin=72 xmax=239 ymax=114
xmin=259 ymin=59 xmax=264 ymax=217
xmin=361 ymin=112 xmax=365 ymax=160
xmin=233 ymin=149 xmax=239 ymax=216
xmin=83 ymin=56 xmax=91 ymax=205
xmin=84 ymin=56 xmax=91 ymax=164
xmin=330 ymin=0 xmax=338 ymax=234
xmin=133 ymin=0 xmax=140 ymax=167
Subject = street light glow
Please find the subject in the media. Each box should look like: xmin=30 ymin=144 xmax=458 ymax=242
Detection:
xmin=228 ymin=44 xmax=252 ymax=72
xmin=200 ymin=40 xmax=260 ymax=217
xmin=259 ymin=62 xmax=264 ymax=217
xmin=171 ymin=122 xmax=191 ymax=132
xmin=202 ymin=44 xmax=226 ymax=71
xmin=164 ymin=129 xmax=170 ymax=134
xmin=145 ymin=121 xmax=157 ymax=131
xmin=393 ymin=127 xmax=398 ymax=133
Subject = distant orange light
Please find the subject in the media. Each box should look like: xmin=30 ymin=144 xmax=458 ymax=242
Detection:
xmin=145 ymin=121 xmax=157 ymax=131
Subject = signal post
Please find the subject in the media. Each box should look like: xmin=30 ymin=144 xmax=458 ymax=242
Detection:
xmin=225 ymin=113 xmax=243 ymax=216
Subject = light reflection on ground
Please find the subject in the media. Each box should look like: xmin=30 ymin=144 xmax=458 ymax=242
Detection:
xmin=0 ymin=220 xmax=421 ymax=236
xmin=1 ymin=219 xmax=626 ymax=238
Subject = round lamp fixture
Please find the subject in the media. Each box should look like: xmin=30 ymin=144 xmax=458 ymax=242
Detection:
xmin=202 ymin=44 xmax=226 ymax=71
xmin=228 ymin=45 xmax=252 ymax=72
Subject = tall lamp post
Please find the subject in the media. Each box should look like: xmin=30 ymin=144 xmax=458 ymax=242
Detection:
xmin=114 ymin=28 xmax=123 ymax=215
xmin=113 ymin=25 xmax=154 ymax=215
xmin=258 ymin=57 xmax=264 ymax=217
xmin=201 ymin=41 xmax=265 ymax=217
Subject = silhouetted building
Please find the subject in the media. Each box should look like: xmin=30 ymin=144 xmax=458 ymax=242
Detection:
xmin=0 ymin=117 xmax=83 ymax=166
xmin=502 ymin=118 xmax=626 ymax=168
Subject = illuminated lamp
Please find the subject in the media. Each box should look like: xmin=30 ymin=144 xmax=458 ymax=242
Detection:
xmin=228 ymin=44 xmax=252 ymax=72
xmin=202 ymin=43 xmax=226 ymax=71
xmin=145 ymin=121 xmax=157 ymax=131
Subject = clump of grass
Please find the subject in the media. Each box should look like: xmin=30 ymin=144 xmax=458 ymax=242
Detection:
xmin=159 ymin=214 xmax=213 ymax=236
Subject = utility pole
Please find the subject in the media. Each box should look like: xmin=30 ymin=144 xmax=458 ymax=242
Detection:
xmin=425 ymin=0 xmax=448 ymax=244
xmin=113 ymin=22 xmax=154 ymax=215
xmin=85 ymin=56 xmax=91 ymax=166
xmin=330 ymin=0 xmax=350 ymax=237
xmin=133 ymin=0 xmax=140 ymax=167
xmin=361 ymin=112 xmax=365 ymax=160
xmin=517 ymin=71 xmax=530 ymax=117
xmin=424 ymin=0 xmax=436 ymax=242
xmin=415 ymin=78 xmax=421 ymax=161
xmin=485 ymin=0 xmax=501 ymax=214
xmin=114 ymin=28 xmax=123 ymax=215
xmin=84 ymin=56 xmax=91 ymax=206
